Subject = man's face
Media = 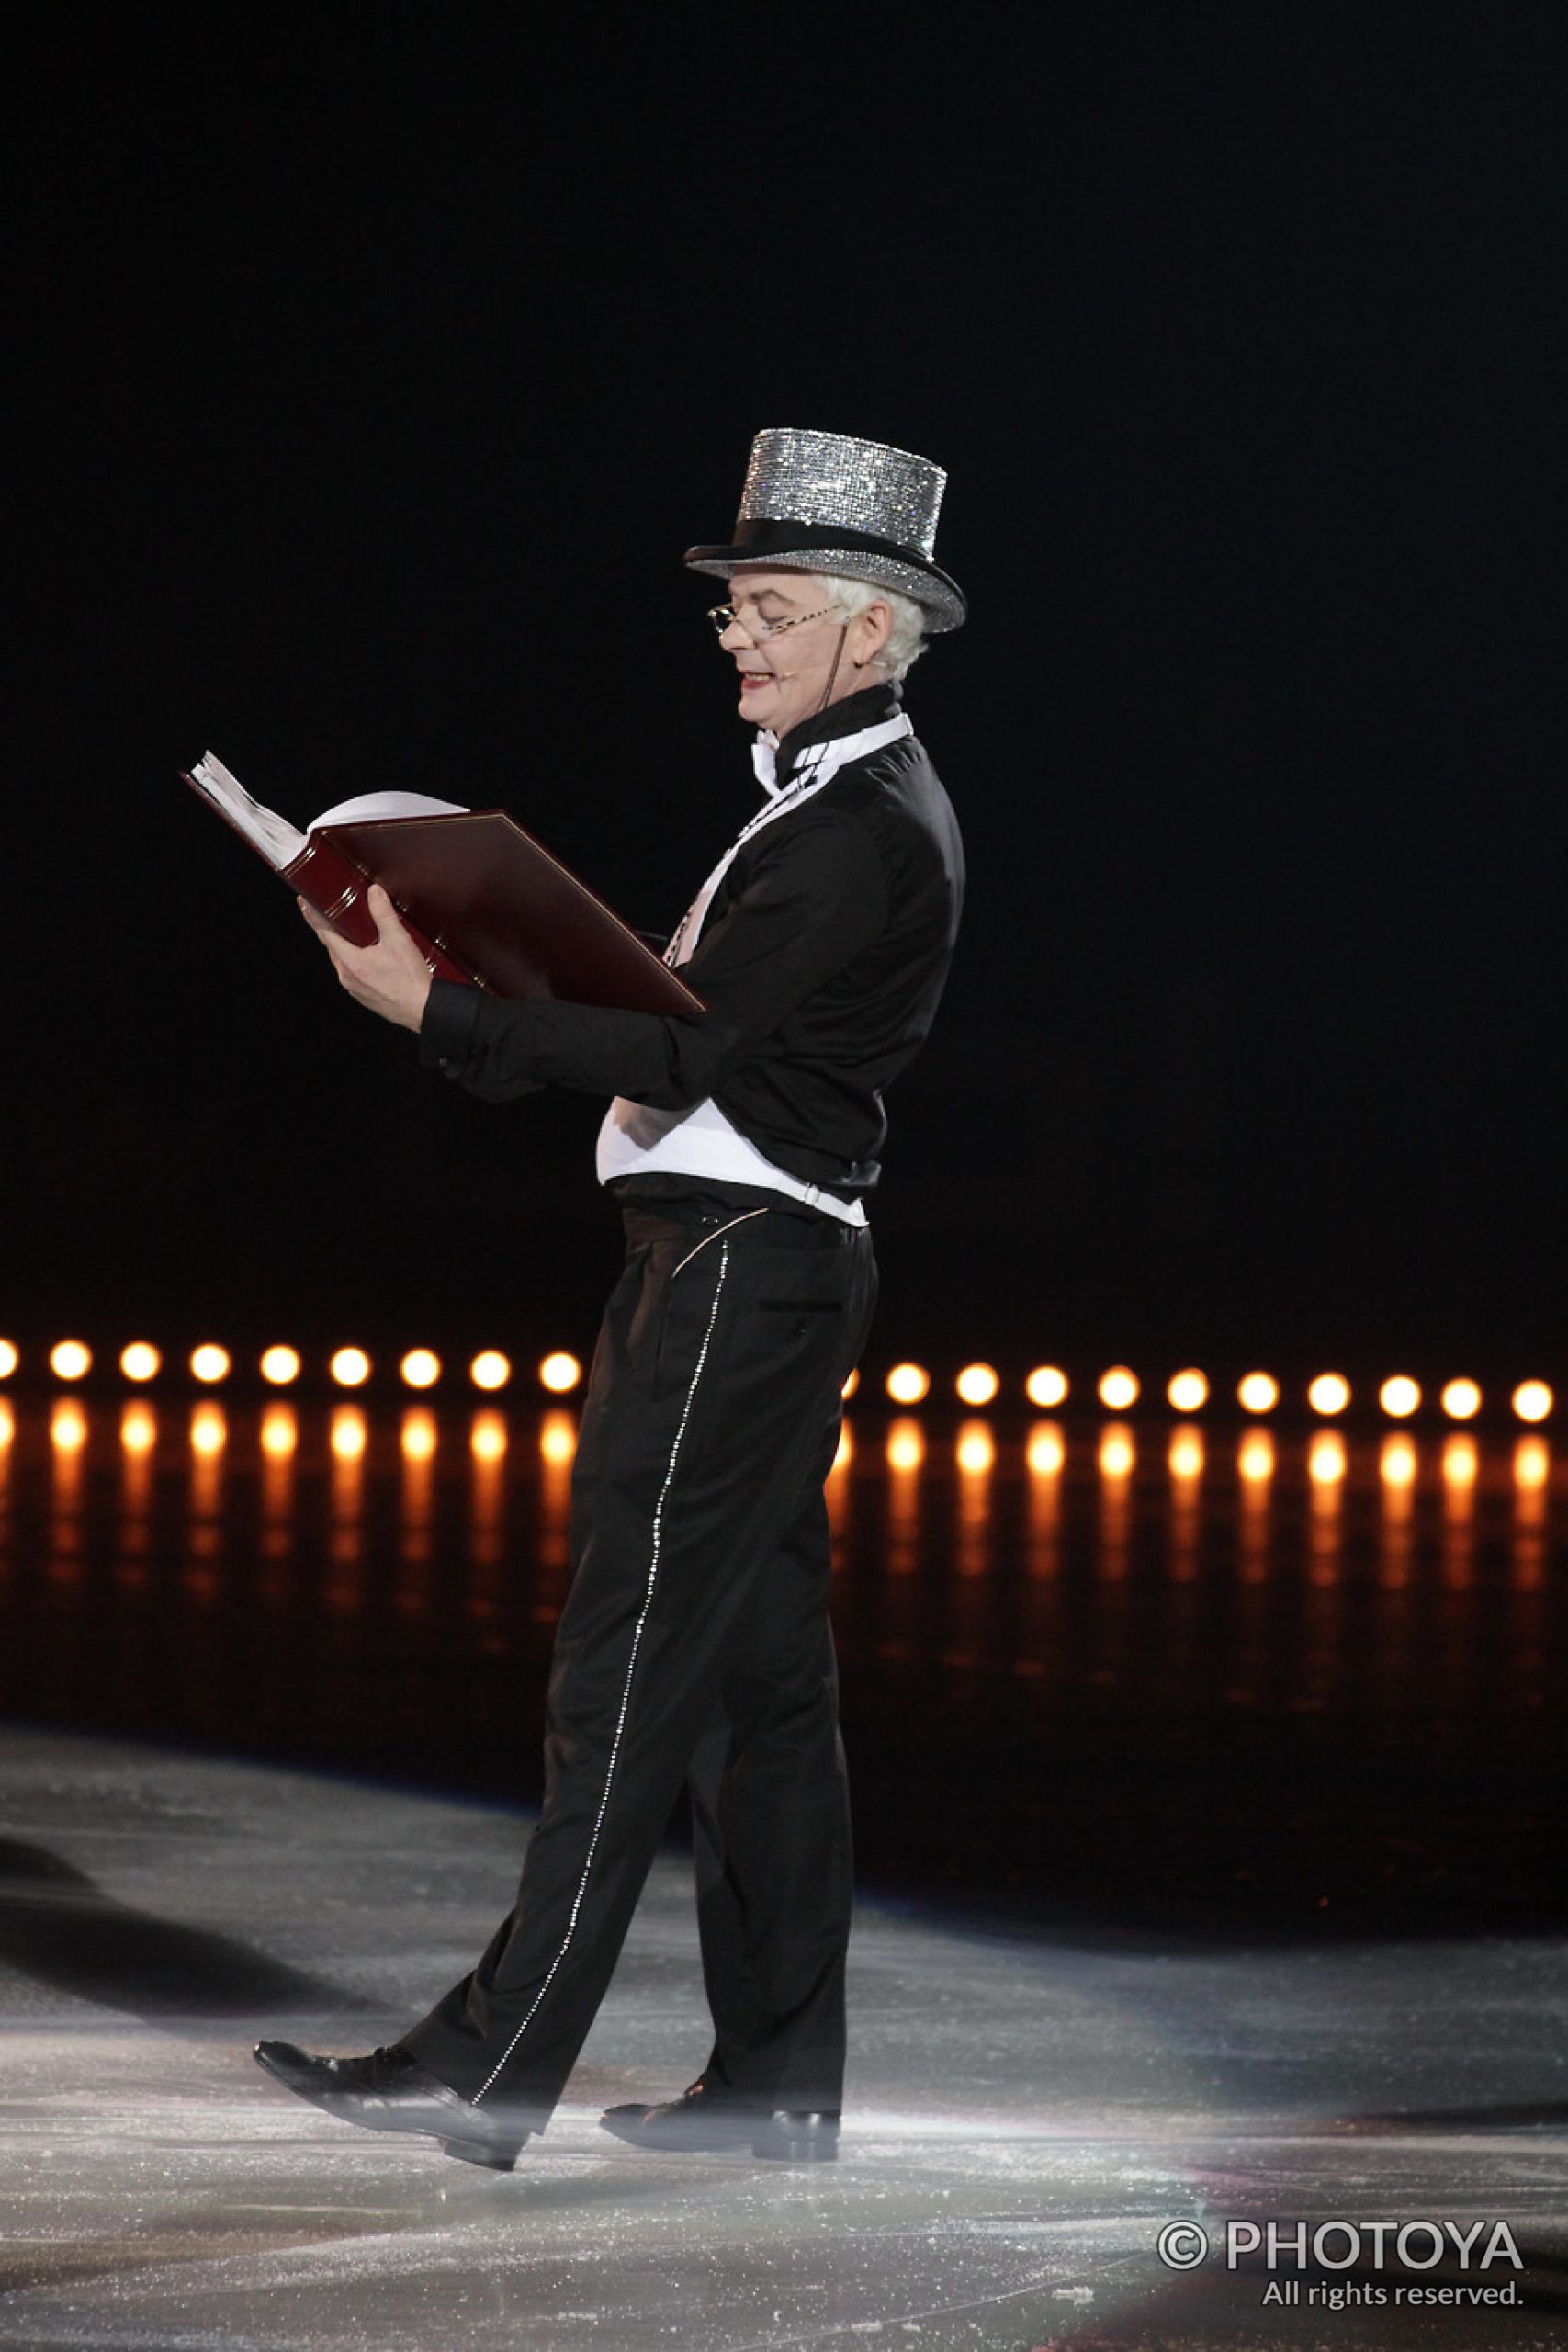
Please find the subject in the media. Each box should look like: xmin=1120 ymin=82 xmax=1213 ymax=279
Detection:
xmin=716 ymin=570 xmax=869 ymax=741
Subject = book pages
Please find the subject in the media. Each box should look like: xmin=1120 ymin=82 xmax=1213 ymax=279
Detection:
xmin=189 ymin=753 xmax=308 ymax=871
xmin=309 ymin=790 xmax=469 ymax=830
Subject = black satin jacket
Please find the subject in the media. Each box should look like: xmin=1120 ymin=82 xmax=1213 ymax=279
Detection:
xmin=418 ymin=681 xmax=964 ymax=1204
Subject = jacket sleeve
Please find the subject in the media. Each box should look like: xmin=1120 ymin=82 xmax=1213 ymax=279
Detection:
xmin=418 ymin=807 xmax=887 ymax=1105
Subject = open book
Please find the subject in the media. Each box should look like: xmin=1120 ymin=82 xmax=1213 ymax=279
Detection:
xmin=183 ymin=752 xmax=702 ymax=1014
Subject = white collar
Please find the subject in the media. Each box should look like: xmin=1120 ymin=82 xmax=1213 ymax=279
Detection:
xmin=751 ymin=707 xmax=912 ymax=796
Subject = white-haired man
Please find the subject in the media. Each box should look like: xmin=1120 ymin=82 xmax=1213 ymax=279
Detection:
xmin=258 ymin=428 xmax=965 ymax=2170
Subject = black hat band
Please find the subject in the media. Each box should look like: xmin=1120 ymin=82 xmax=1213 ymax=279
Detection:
xmin=728 ymin=515 xmax=935 ymax=570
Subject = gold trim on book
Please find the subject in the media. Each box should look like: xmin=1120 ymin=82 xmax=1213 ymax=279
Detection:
xmin=421 ymin=928 xmax=486 ymax=989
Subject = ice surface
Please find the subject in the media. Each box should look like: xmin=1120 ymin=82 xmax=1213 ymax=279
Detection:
xmin=0 ymin=1727 xmax=1563 ymax=2350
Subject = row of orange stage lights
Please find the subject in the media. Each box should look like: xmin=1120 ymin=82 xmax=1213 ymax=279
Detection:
xmin=879 ymin=1364 xmax=1553 ymax=1423
xmin=24 ymin=1408 xmax=1553 ymax=1505
xmin=0 ymin=1340 xmax=1555 ymax=1425
xmin=2 ymin=1341 xmax=581 ymax=1396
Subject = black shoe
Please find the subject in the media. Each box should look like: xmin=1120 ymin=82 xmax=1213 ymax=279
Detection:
xmin=600 ymin=2077 xmax=840 ymax=2163
xmin=254 ymin=2040 xmax=534 ymax=2172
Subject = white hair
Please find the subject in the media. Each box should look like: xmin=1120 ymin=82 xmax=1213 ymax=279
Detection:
xmin=814 ymin=574 xmax=929 ymax=679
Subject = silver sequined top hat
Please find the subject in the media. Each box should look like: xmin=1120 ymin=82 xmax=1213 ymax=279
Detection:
xmin=684 ymin=426 xmax=965 ymax=632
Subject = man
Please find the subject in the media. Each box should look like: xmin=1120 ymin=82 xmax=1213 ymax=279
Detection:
xmin=256 ymin=427 xmax=965 ymax=2170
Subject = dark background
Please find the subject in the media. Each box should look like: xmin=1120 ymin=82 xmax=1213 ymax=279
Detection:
xmin=11 ymin=3 xmax=1564 ymax=1387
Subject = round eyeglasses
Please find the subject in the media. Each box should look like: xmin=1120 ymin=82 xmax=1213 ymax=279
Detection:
xmin=707 ymin=601 xmax=837 ymax=642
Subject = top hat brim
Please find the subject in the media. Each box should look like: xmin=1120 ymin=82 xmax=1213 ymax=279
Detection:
xmin=683 ymin=519 xmax=965 ymax=632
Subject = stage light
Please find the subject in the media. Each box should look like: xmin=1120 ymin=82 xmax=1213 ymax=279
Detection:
xmin=955 ymin=1363 xmax=999 ymax=1408
xmin=401 ymin=1409 xmax=437 ymax=1462
xmin=1239 ymin=1430 xmax=1275 ymax=1482
xmin=1442 ymin=1434 xmax=1478 ymax=1486
xmin=1098 ymin=1366 xmax=1139 ymax=1411
xmin=260 ymin=1406 xmax=297 ymax=1460
xmin=1308 ymin=1373 xmax=1350 ymax=1416
xmin=190 ymin=1404 xmax=226 ymax=1456
xmin=0 ymin=1400 xmax=13 ymax=1447
xmin=1513 ymin=1380 xmax=1553 ymax=1424
xmin=50 ymin=1340 xmax=91 ymax=1382
xmin=1027 ymin=1423 xmax=1065 ymax=1476
xmin=119 ymin=1342 xmax=161 ymax=1383
xmin=1238 ymin=1372 xmax=1280 ymax=1414
xmin=190 ymin=1344 xmax=231 ymax=1385
xmin=260 ymin=1345 xmax=300 ymax=1385
xmin=1440 ymin=1378 xmax=1482 ymax=1420
xmin=470 ymin=1351 xmax=512 ymax=1392
xmin=1168 ymin=1430 xmax=1204 ymax=1479
xmin=470 ymin=1411 xmax=507 ymax=1464
xmin=120 ymin=1403 xmax=156 ymax=1453
xmin=832 ymin=1425 xmax=852 ymax=1473
xmin=886 ymin=1363 xmax=931 ymax=1405
xmin=1309 ymin=1430 xmax=1347 ymax=1485
xmin=330 ymin=1407 xmax=367 ymax=1461
xmin=1167 ymin=1369 xmax=1209 ymax=1413
xmin=1025 ymin=1365 xmax=1069 ymax=1408
xmin=400 ymin=1349 xmax=442 ymax=1390
xmin=886 ymin=1421 xmax=924 ymax=1473
xmin=51 ymin=1400 xmax=86 ymax=1451
xmin=540 ymin=1351 xmax=582 ymax=1395
xmin=1381 ymin=1435 xmax=1417 ymax=1487
xmin=1380 ymin=1376 xmax=1421 ymax=1419
xmin=840 ymin=1367 xmax=860 ymax=1400
xmin=0 ymin=1340 xmax=17 ymax=1380
xmin=540 ymin=1411 xmax=577 ymax=1466
xmin=956 ymin=1423 xmax=995 ymax=1475
xmin=330 ymin=1348 xmax=371 ymax=1389
xmin=1515 ymin=1436 xmax=1550 ymax=1487
xmin=1099 ymin=1427 xmax=1134 ymax=1477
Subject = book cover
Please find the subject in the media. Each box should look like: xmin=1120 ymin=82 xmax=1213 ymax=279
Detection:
xmin=183 ymin=755 xmax=702 ymax=1015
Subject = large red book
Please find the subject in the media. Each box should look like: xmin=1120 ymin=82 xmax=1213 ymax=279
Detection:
xmin=182 ymin=752 xmax=702 ymax=1014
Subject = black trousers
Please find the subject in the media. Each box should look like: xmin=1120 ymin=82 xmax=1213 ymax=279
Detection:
xmin=401 ymin=1186 xmax=878 ymax=2123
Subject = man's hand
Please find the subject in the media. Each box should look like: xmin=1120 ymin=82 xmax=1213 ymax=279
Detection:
xmin=299 ymin=884 xmax=434 ymax=1033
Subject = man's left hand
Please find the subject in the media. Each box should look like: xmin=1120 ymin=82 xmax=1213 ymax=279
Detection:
xmin=299 ymin=884 xmax=434 ymax=1033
